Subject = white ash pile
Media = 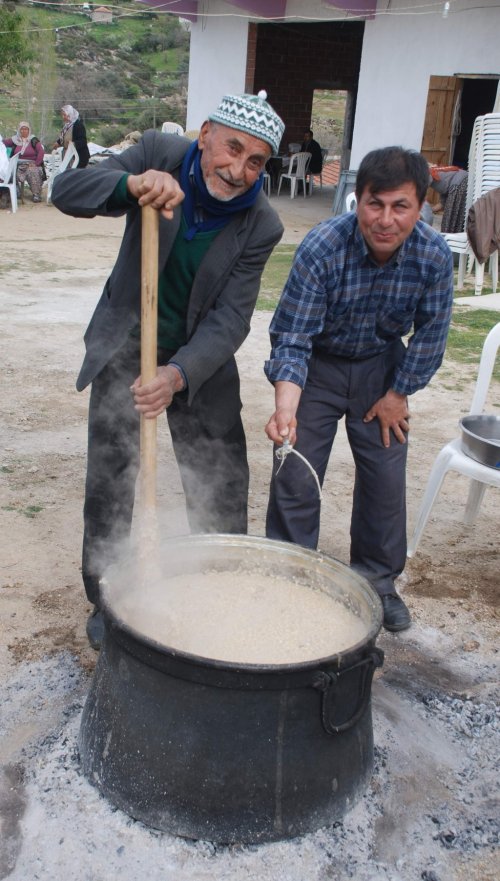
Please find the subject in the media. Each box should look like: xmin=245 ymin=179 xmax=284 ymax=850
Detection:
xmin=0 ymin=651 xmax=498 ymax=881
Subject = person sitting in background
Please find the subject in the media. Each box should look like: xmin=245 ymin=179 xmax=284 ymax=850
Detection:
xmin=300 ymin=129 xmax=323 ymax=175
xmin=3 ymin=122 xmax=45 ymax=203
xmin=54 ymin=105 xmax=90 ymax=168
xmin=428 ymin=164 xmax=468 ymax=233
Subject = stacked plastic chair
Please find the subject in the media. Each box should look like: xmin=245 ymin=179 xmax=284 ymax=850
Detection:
xmin=442 ymin=113 xmax=500 ymax=296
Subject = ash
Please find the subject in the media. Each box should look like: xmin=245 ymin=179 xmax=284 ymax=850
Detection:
xmin=0 ymin=638 xmax=499 ymax=881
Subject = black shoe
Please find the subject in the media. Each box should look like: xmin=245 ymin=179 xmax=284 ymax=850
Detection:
xmin=381 ymin=593 xmax=411 ymax=632
xmin=86 ymin=607 xmax=105 ymax=650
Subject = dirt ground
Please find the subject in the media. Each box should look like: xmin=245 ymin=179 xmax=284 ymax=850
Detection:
xmin=0 ymin=195 xmax=498 ymax=880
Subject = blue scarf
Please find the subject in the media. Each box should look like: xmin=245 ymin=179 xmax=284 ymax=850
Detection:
xmin=180 ymin=140 xmax=263 ymax=241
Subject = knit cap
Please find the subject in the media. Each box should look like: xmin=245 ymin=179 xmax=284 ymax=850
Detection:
xmin=208 ymin=90 xmax=284 ymax=155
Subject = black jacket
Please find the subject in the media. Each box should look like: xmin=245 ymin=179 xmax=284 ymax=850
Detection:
xmin=72 ymin=118 xmax=90 ymax=168
xmin=301 ymin=138 xmax=323 ymax=174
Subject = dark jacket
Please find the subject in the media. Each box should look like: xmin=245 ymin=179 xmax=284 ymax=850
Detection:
xmin=51 ymin=130 xmax=283 ymax=436
xmin=301 ymin=137 xmax=323 ymax=174
xmin=70 ymin=118 xmax=90 ymax=168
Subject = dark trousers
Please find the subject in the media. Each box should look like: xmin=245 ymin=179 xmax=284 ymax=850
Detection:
xmin=266 ymin=344 xmax=408 ymax=597
xmin=82 ymin=340 xmax=249 ymax=605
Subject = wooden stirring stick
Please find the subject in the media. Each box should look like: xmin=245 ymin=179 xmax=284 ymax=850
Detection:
xmin=140 ymin=204 xmax=160 ymax=518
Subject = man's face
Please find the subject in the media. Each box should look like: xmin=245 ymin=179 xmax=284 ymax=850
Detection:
xmin=356 ymin=183 xmax=422 ymax=264
xmin=198 ymin=121 xmax=271 ymax=201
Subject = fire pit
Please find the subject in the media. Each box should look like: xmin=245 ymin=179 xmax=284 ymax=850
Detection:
xmin=79 ymin=534 xmax=383 ymax=844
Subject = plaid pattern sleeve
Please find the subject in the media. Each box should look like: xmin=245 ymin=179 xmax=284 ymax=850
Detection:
xmin=264 ymin=214 xmax=454 ymax=395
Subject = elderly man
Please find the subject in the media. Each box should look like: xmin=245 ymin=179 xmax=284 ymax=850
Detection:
xmin=52 ymin=91 xmax=284 ymax=648
xmin=264 ymin=146 xmax=454 ymax=633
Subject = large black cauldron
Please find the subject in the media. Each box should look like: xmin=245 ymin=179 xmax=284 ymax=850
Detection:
xmin=79 ymin=535 xmax=383 ymax=844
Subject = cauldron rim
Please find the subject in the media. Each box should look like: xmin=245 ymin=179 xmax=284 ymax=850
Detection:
xmin=100 ymin=534 xmax=383 ymax=677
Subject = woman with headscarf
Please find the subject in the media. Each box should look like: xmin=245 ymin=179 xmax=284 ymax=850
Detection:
xmin=3 ymin=122 xmax=45 ymax=203
xmin=54 ymin=105 xmax=90 ymax=168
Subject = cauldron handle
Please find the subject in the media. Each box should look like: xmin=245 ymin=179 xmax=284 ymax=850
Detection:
xmin=312 ymin=648 xmax=384 ymax=735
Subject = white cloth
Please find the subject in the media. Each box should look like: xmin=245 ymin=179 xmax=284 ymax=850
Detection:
xmin=0 ymin=136 xmax=9 ymax=181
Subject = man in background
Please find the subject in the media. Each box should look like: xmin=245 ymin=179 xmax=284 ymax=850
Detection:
xmin=300 ymin=129 xmax=323 ymax=175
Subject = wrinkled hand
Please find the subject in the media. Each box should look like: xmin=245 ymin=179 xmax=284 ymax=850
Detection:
xmin=131 ymin=365 xmax=185 ymax=419
xmin=127 ymin=170 xmax=184 ymax=219
xmin=363 ymin=389 xmax=410 ymax=448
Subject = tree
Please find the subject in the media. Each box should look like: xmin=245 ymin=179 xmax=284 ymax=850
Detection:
xmin=0 ymin=3 xmax=33 ymax=77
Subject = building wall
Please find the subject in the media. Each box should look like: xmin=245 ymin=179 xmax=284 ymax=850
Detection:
xmin=186 ymin=10 xmax=249 ymax=129
xmin=185 ymin=0 xmax=499 ymax=165
xmin=351 ymin=2 xmax=500 ymax=166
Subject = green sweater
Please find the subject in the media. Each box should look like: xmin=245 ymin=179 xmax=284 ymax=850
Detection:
xmin=109 ymin=175 xmax=219 ymax=351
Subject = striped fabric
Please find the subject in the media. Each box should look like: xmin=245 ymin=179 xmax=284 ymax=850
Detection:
xmin=265 ymin=212 xmax=454 ymax=396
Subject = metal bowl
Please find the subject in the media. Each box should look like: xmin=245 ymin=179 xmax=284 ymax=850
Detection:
xmin=460 ymin=414 xmax=500 ymax=469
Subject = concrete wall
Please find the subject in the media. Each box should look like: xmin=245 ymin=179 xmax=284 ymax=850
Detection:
xmin=186 ymin=4 xmax=249 ymax=129
xmin=351 ymin=0 xmax=500 ymax=166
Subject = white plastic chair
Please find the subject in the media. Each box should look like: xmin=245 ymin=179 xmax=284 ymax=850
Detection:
xmin=161 ymin=122 xmax=184 ymax=136
xmin=407 ymin=322 xmax=500 ymax=556
xmin=46 ymin=143 xmax=79 ymax=204
xmin=345 ymin=190 xmax=357 ymax=212
xmin=0 ymin=153 xmax=19 ymax=213
xmin=277 ymin=151 xmax=311 ymax=198
xmin=442 ymin=113 xmax=500 ymax=296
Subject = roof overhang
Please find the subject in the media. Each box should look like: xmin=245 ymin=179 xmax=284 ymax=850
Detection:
xmin=136 ymin=0 xmax=376 ymax=24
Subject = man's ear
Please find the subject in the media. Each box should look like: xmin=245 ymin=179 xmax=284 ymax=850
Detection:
xmin=197 ymin=121 xmax=210 ymax=148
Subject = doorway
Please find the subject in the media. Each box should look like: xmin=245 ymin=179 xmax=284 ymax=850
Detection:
xmin=421 ymin=74 xmax=499 ymax=171
xmin=452 ymin=78 xmax=499 ymax=167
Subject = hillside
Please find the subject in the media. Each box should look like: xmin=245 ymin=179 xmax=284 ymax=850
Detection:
xmin=0 ymin=1 xmax=190 ymax=147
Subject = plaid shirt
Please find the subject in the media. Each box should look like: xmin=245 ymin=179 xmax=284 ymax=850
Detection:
xmin=265 ymin=212 xmax=454 ymax=396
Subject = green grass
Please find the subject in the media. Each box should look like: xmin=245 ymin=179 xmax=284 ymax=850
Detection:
xmin=1 ymin=504 xmax=44 ymax=518
xmin=447 ymin=309 xmax=500 ymax=380
xmin=257 ymin=245 xmax=296 ymax=310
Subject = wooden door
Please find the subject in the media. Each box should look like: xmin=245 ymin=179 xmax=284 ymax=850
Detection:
xmin=421 ymin=75 xmax=463 ymax=203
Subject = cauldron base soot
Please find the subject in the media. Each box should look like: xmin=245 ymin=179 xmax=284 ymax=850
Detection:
xmin=79 ymin=535 xmax=384 ymax=844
